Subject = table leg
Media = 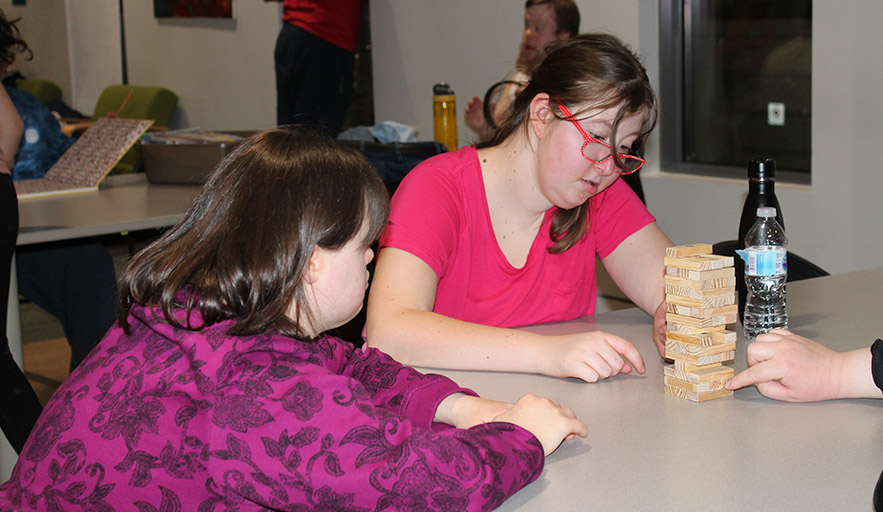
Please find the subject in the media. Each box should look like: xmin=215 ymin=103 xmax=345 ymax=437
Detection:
xmin=1 ymin=256 xmax=21 ymax=480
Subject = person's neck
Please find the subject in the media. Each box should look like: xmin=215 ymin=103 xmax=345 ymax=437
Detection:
xmin=478 ymin=133 xmax=551 ymax=223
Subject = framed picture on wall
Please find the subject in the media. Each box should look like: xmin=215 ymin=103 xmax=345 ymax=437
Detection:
xmin=154 ymin=0 xmax=233 ymax=18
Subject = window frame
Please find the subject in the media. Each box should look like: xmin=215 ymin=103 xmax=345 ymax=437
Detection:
xmin=658 ymin=0 xmax=811 ymax=185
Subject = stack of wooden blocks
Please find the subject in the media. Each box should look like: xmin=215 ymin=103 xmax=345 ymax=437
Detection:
xmin=663 ymin=244 xmax=738 ymax=402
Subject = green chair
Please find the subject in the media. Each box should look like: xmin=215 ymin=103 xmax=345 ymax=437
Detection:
xmin=93 ymin=85 xmax=178 ymax=174
xmin=64 ymin=85 xmax=179 ymax=174
xmin=16 ymin=78 xmax=62 ymax=104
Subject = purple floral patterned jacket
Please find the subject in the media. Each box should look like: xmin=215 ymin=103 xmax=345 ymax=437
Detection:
xmin=0 ymin=303 xmax=543 ymax=511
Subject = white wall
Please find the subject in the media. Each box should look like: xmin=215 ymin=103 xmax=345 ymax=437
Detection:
xmin=3 ymin=0 xmax=881 ymax=273
xmin=1 ymin=0 xmax=72 ymax=100
xmin=0 ymin=0 xmax=279 ymax=130
xmin=371 ymin=0 xmax=883 ymax=275
xmin=120 ymin=1 xmax=280 ymax=130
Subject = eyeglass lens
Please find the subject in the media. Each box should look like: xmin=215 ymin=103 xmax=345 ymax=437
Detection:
xmin=582 ymin=141 xmax=642 ymax=172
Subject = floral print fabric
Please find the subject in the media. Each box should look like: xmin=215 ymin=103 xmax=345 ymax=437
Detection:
xmin=0 ymin=304 xmax=543 ymax=511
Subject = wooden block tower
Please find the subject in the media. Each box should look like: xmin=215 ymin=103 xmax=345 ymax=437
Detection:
xmin=662 ymin=244 xmax=737 ymax=402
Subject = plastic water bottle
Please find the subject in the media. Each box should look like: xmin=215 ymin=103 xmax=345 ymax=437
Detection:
xmin=737 ymin=158 xmax=784 ymax=318
xmin=433 ymin=82 xmax=458 ymax=151
xmin=736 ymin=207 xmax=788 ymax=341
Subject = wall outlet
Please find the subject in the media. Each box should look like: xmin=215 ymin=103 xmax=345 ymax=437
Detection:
xmin=768 ymin=102 xmax=785 ymax=126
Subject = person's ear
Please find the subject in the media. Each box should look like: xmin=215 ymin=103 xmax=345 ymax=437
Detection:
xmin=529 ymin=93 xmax=555 ymax=138
xmin=304 ymin=248 xmax=325 ymax=285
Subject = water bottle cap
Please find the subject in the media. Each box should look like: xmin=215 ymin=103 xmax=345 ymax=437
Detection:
xmin=757 ymin=206 xmax=776 ymax=218
xmin=433 ymin=82 xmax=454 ymax=95
xmin=748 ymin=158 xmax=776 ymax=180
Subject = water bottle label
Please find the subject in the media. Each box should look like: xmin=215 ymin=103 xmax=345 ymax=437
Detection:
xmin=741 ymin=248 xmax=787 ymax=276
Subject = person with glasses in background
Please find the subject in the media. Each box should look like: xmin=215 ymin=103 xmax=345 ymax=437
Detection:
xmin=366 ymin=34 xmax=673 ymax=383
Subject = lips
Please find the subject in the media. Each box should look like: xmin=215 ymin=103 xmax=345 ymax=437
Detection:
xmin=580 ymin=178 xmax=598 ymax=194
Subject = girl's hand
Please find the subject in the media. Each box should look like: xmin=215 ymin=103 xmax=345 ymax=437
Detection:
xmin=435 ymin=393 xmax=513 ymax=429
xmin=653 ymin=300 xmax=670 ymax=360
xmin=536 ymin=331 xmax=646 ymax=383
xmin=493 ymin=393 xmax=588 ymax=456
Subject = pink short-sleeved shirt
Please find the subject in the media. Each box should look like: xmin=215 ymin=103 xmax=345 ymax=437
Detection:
xmin=380 ymin=146 xmax=655 ymax=328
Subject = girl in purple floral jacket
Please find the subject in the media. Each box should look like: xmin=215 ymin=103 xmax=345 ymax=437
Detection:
xmin=0 ymin=127 xmax=587 ymax=511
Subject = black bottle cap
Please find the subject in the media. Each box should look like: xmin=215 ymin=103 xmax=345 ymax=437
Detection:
xmin=433 ymin=82 xmax=454 ymax=96
xmin=748 ymin=158 xmax=776 ymax=180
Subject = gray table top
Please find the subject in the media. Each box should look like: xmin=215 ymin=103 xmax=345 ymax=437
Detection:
xmin=421 ymin=267 xmax=883 ymax=511
xmin=16 ymin=173 xmax=202 ymax=246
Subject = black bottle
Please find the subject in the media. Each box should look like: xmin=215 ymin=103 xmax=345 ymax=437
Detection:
xmin=737 ymin=158 xmax=785 ymax=317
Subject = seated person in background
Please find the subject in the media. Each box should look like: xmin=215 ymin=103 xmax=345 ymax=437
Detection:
xmin=465 ymin=0 xmax=579 ymax=141
xmin=0 ymin=127 xmax=588 ymax=510
xmin=0 ymin=9 xmax=117 ymax=372
xmin=366 ymin=34 xmax=672 ymax=383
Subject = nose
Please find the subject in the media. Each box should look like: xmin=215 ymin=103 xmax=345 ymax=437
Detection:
xmin=364 ymin=246 xmax=374 ymax=265
xmin=594 ymin=157 xmax=618 ymax=177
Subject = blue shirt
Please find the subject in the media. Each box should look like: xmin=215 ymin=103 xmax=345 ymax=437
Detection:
xmin=5 ymin=85 xmax=74 ymax=181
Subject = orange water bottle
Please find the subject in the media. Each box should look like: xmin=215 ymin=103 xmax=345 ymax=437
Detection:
xmin=433 ymin=82 xmax=458 ymax=151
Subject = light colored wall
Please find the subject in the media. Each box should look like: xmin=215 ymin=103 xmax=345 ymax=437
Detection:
xmin=371 ymin=0 xmax=883 ymax=276
xmin=0 ymin=0 xmax=279 ymax=130
xmin=3 ymin=0 xmax=880 ymax=274
xmin=120 ymin=1 xmax=280 ymax=130
xmin=1 ymin=0 xmax=72 ymax=102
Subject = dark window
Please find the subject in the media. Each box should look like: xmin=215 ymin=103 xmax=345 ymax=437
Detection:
xmin=659 ymin=0 xmax=811 ymax=182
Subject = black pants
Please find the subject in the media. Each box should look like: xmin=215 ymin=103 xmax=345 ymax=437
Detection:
xmin=0 ymin=173 xmax=42 ymax=453
xmin=274 ymin=23 xmax=355 ymax=135
xmin=16 ymin=238 xmax=118 ymax=372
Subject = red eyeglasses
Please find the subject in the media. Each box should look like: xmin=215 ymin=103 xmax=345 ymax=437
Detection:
xmin=557 ymin=102 xmax=645 ymax=175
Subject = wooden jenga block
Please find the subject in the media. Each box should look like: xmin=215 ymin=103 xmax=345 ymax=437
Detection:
xmin=665 ymin=303 xmax=738 ymax=320
xmin=666 ymin=292 xmax=736 ymax=309
xmin=665 ymin=339 xmax=735 ymax=358
xmin=667 ymin=322 xmax=727 ymax=335
xmin=666 ymin=329 xmax=736 ymax=347
xmin=664 ymin=363 xmax=734 ymax=384
xmin=665 ymin=244 xmax=713 ymax=258
xmin=666 ymin=312 xmax=738 ymax=329
xmin=664 ymin=375 xmax=730 ymax=393
xmin=664 ymin=285 xmax=736 ymax=301
xmin=664 ymin=254 xmax=735 ymax=271
xmin=665 ymin=340 xmax=735 ymax=365
xmin=664 ymin=384 xmax=733 ymax=402
xmin=674 ymin=360 xmax=721 ymax=372
xmin=664 ymin=274 xmax=736 ymax=291
xmin=667 ymin=350 xmax=734 ymax=366
xmin=665 ymin=267 xmax=735 ymax=280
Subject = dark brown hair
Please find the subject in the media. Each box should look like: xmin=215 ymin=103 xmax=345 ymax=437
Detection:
xmin=0 ymin=9 xmax=31 ymax=65
xmin=118 ymin=127 xmax=389 ymax=339
xmin=525 ymin=0 xmax=580 ymax=36
xmin=479 ymin=33 xmax=657 ymax=253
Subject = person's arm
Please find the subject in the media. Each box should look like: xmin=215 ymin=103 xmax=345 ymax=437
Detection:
xmin=365 ymin=246 xmax=645 ymax=383
xmin=346 ymin=340 xmax=587 ymax=455
xmin=464 ymin=95 xmax=491 ymax=140
xmin=725 ymin=329 xmax=883 ymax=401
xmin=0 ymin=86 xmax=24 ymax=173
xmin=600 ymin=222 xmax=673 ymax=358
xmin=219 ymin=344 xmax=583 ymax=510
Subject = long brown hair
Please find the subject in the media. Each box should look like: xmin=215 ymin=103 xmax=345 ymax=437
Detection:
xmin=118 ymin=127 xmax=389 ymax=339
xmin=480 ymin=33 xmax=657 ymax=253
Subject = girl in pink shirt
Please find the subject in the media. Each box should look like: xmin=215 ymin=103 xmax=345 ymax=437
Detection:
xmin=368 ymin=34 xmax=673 ymax=383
